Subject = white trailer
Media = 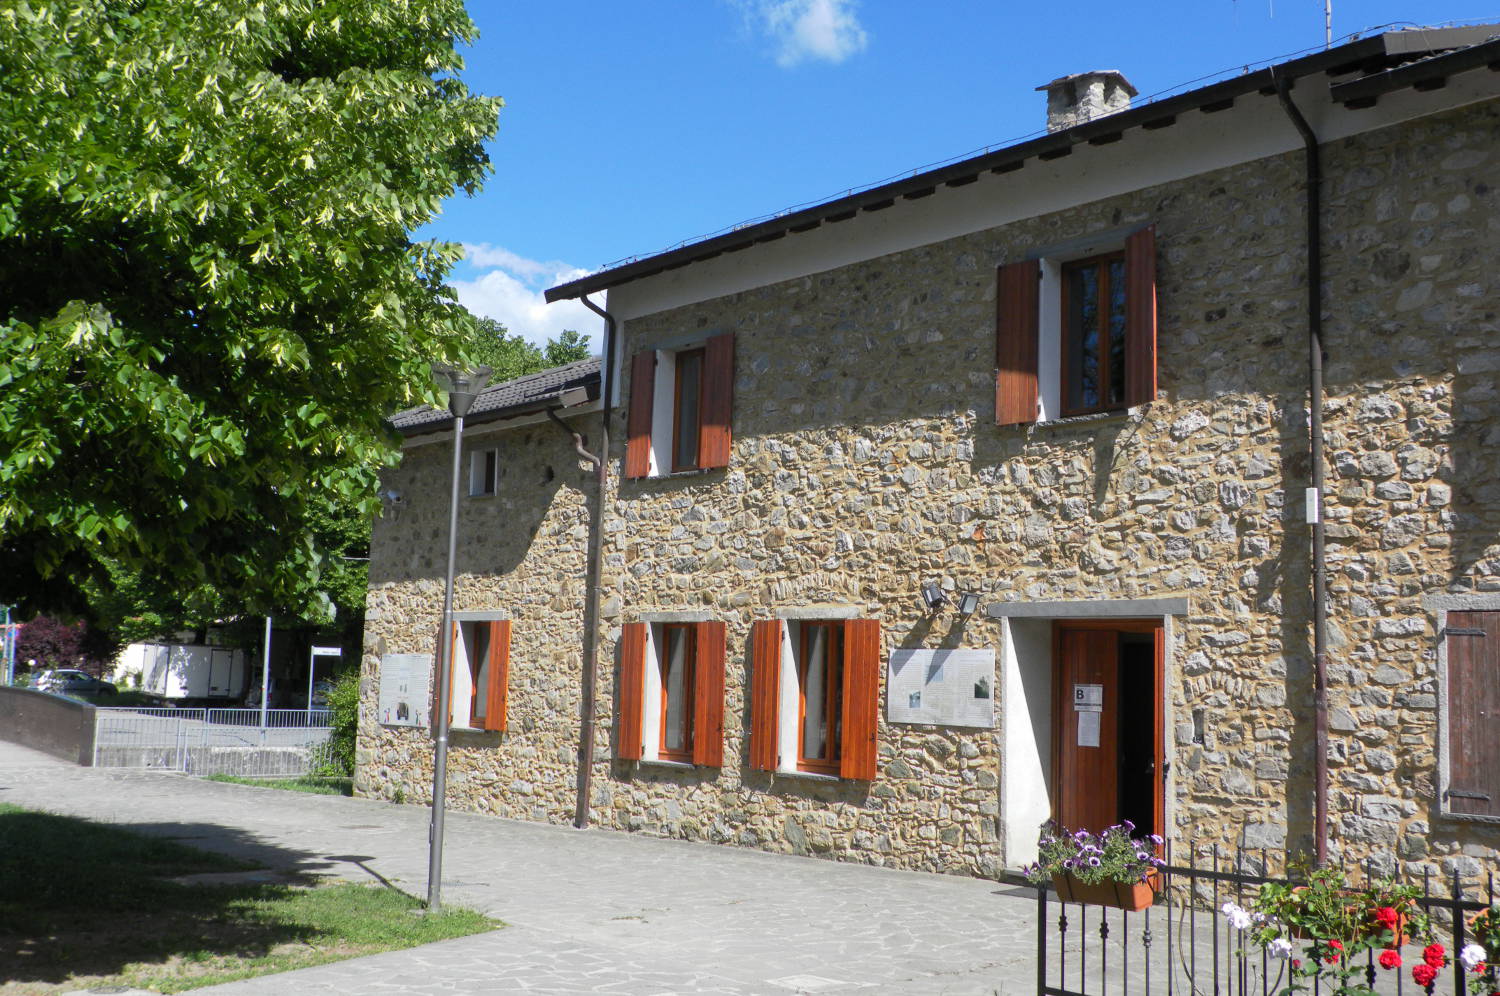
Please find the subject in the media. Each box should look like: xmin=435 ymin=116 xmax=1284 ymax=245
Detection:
xmin=121 ymin=643 xmax=250 ymax=701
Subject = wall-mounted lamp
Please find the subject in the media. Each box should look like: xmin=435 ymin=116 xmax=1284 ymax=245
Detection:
xmin=920 ymin=581 xmax=948 ymax=612
xmin=956 ymin=591 xmax=981 ymax=616
xmin=379 ymin=488 xmax=406 ymax=519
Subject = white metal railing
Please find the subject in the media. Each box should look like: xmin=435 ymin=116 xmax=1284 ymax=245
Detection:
xmin=92 ymin=707 xmax=335 ymax=777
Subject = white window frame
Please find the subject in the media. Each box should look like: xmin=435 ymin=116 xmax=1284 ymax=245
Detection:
xmin=467 ymin=447 xmax=498 ymax=497
xmin=448 ymin=611 xmax=506 ymax=731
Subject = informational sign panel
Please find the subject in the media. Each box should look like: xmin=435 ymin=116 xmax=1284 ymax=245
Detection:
xmin=1074 ymin=682 xmax=1103 ymax=747
xmin=378 ymin=653 xmax=432 ymax=728
xmin=887 ymin=649 xmax=995 ymax=728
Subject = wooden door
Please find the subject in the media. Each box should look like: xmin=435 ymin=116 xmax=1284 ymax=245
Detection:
xmin=1054 ymin=627 xmax=1120 ymax=832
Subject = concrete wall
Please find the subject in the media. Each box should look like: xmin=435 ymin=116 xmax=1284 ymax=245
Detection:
xmin=0 ymin=686 xmax=95 ymax=765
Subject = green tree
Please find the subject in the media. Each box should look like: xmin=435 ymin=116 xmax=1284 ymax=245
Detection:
xmin=0 ymin=1 xmax=502 ymax=619
xmin=462 ymin=315 xmax=591 ymax=382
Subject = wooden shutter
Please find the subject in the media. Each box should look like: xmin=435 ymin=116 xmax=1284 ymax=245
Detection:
xmin=698 ymin=332 xmax=735 ymax=469
xmin=617 ymin=622 xmax=647 ymax=760
xmin=749 ymin=620 xmax=782 ymax=771
xmin=1446 ymin=611 xmax=1500 ymax=817
xmin=692 ymin=621 xmax=726 ymax=767
xmin=624 ymin=350 xmax=656 ymax=479
xmin=995 ymin=259 xmax=1040 ymax=425
xmin=840 ymin=618 xmax=881 ymax=781
xmin=483 ymin=620 xmax=510 ymax=733
xmin=1123 ymin=224 xmax=1158 ymax=408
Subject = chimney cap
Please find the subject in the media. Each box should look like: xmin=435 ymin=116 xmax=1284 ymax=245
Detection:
xmin=1035 ymin=70 xmax=1139 ymax=97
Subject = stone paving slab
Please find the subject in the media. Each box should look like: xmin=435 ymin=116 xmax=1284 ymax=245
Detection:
xmin=0 ymin=740 xmax=1035 ymax=994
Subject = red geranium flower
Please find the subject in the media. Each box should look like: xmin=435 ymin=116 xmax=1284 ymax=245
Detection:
xmin=1374 ymin=907 xmax=1400 ymax=929
xmin=1413 ymin=964 xmax=1438 ymax=988
xmin=1425 ymin=944 xmax=1448 ymax=968
xmin=1329 ymin=939 xmax=1344 ymax=951
xmin=1380 ymin=950 xmax=1403 ymax=970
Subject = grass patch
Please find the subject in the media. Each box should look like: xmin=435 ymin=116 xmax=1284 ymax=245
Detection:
xmin=0 ymin=803 xmax=496 ymax=994
xmin=206 ymin=774 xmax=354 ymax=796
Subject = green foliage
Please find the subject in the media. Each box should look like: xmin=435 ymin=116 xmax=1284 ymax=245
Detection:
xmin=207 ymin=774 xmax=352 ymax=795
xmin=0 ymin=0 xmax=502 ymax=619
xmin=462 ymin=314 xmax=592 ymax=383
xmin=1227 ymin=863 xmax=1429 ymax=996
xmin=317 ymin=668 xmax=360 ymax=776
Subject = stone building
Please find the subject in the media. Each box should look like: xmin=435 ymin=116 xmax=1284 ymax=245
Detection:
xmin=359 ymin=26 xmax=1500 ymax=881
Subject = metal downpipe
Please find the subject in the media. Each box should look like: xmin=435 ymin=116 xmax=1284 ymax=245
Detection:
xmin=573 ymin=294 xmax=617 ymax=829
xmin=1276 ymin=74 xmax=1330 ymax=867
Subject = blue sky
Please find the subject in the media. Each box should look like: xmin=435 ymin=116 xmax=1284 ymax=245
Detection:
xmin=427 ymin=1 xmax=1500 ymax=347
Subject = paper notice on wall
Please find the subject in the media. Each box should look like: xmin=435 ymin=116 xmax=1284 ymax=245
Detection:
xmin=1077 ymin=710 xmax=1102 ymax=748
xmin=887 ymin=649 xmax=995 ymax=728
xmin=378 ymin=653 xmax=432 ymax=727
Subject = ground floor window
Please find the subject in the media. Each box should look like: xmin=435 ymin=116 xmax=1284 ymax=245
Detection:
xmin=616 ymin=620 xmax=725 ymax=766
xmin=449 ymin=618 xmax=509 ymax=733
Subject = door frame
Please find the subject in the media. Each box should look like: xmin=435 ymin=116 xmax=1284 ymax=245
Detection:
xmin=1049 ymin=618 xmax=1165 ymax=836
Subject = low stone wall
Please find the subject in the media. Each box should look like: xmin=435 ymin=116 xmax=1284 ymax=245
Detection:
xmin=93 ymin=745 xmax=317 ymax=777
xmin=0 ymin=686 xmax=95 ymax=765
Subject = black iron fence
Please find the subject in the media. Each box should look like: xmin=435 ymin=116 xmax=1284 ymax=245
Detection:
xmin=1037 ymin=847 xmax=1496 ymax=996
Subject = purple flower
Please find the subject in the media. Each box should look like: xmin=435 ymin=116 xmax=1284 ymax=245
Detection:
xmin=1136 ymin=851 xmax=1150 ymax=861
xmin=1149 ymin=834 xmax=1164 ymax=846
xmin=1089 ymin=857 xmax=1102 ymax=867
xmin=1123 ymin=820 xmax=1135 ymax=831
xmin=1063 ymin=858 xmax=1075 ymax=869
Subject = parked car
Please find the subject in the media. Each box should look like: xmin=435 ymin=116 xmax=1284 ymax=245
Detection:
xmin=39 ymin=669 xmax=117 ymax=697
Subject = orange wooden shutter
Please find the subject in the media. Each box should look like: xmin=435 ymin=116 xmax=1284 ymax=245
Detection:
xmin=839 ymin=618 xmax=881 ymax=781
xmin=624 ymin=350 xmax=656 ymax=478
xmin=1447 ymin=611 xmax=1500 ymax=817
xmin=698 ymin=332 xmax=735 ymax=469
xmin=995 ymin=260 xmax=1040 ymax=425
xmin=691 ymin=621 xmax=726 ymax=767
xmin=484 ymin=620 xmax=510 ymax=733
xmin=616 ymin=622 xmax=647 ymax=760
xmin=749 ymin=620 xmax=781 ymax=771
xmin=1124 ymin=224 xmax=1157 ymax=408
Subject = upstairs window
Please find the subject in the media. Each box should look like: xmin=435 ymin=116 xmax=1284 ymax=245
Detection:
xmin=625 ymin=333 xmax=735 ymax=478
xmin=749 ymin=617 xmax=881 ymax=781
xmin=468 ymin=448 xmax=498 ymax=496
xmin=448 ymin=618 xmax=509 ymax=732
xmin=996 ymin=225 xmax=1157 ymax=425
xmin=616 ymin=620 xmax=725 ymax=766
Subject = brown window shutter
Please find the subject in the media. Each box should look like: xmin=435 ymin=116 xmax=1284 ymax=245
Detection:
xmin=691 ymin=621 xmax=726 ymax=767
xmin=995 ymin=260 xmax=1040 ymax=425
xmin=840 ymin=618 xmax=881 ymax=781
xmin=697 ymin=332 xmax=735 ymax=469
xmin=749 ymin=620 xmax=782 ymax=771
xmin=624 ymin=350 xmax=656 ymax=479
xmin=1446 ymin=611 xmax=1500 ymax=817
xmin=617 ymin=622 xmax=647 ymax=760
xmin=1124 ymin=224 xmax=1158 ymax=408
xmin=484 ymin=620 xmax=510 ymax=733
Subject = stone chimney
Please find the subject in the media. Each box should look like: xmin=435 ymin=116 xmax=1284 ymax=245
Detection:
xmin=1035 ymin=71 xmax=1138 ymax=133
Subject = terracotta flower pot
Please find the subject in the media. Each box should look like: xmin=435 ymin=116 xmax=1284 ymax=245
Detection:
xmin=1052 ymin=870 xmax=1161 ymax=912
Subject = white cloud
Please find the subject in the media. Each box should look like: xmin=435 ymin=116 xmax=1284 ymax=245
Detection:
xmin=449 ymin=243 xmax=599 ymax=351
xmin=738 ymin=0 xmax=869 ymax=67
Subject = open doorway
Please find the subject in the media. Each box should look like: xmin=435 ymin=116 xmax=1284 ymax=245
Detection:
xmin=1051 ymin=621 xmax=1164 ymax=837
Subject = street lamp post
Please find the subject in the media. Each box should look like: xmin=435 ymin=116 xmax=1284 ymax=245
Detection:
xmin=427 ymin=363 xmax=491 ymax=912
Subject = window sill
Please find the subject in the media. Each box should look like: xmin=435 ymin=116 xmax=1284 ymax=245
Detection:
xmin=465 ymin=492 xmax=497 ymax=500
xmin=1438 ymin=807 xmax=1500 ymax=826
xmin=1035 ymin=406 xmax=1140 ymax=428
xmin=773 ymin=768 xmax=843 ymax=783
xmin=639 ymin=758 xmax=696 ymax=770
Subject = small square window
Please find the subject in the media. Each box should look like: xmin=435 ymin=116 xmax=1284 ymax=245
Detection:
xmin=468 ymin=448 xmax=497 ymax=496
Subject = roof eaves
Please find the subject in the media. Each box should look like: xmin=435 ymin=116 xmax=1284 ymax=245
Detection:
xmin=543 ymin=27 xmax=1492 ymax=305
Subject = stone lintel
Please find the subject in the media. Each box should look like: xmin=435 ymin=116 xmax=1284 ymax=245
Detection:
xmin=451 ymin=610 xmax=512 ymax=621
xmin=984 ymin=596 xmax=1189 ymax=619
xmin=776 ymin=605 xmax=863 ymax=620
xmin=638 ymin=611 xmax=716 ymax=623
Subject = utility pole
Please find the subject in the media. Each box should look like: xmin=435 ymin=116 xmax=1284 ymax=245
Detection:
xmin=1325 ymin=0 xmax=1332 ymax=47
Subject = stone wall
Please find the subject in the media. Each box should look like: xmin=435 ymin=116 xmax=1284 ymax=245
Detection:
xmin=359 ymin=98 xmax=1500 ymax=882
xmin=357 ymin=418 xmax=598 ymax=824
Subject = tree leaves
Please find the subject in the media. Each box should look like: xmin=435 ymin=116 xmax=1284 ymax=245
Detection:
xmin=0 ymin=0 xmax=502 ymax=619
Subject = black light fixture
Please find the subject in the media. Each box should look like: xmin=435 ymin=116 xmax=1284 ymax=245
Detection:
xmin=957 ymin=591 xmax=981 ymax=616
xmin=920 ymin=581 xmax=948 ymax=612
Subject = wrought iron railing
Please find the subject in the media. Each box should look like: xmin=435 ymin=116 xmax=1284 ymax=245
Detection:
xmin=1037 ymin=846 xmax=1496 ymax=996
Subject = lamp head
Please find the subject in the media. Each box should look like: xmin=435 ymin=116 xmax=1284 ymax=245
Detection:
xmin=432 ymin=363 xmax=493 ymax=418
xmin=920 ymin=581 xmax=948 ymax=612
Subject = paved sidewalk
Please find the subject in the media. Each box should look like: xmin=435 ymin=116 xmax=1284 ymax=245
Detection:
xmin=0 ymin=741 xmax=1036 ymax=994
